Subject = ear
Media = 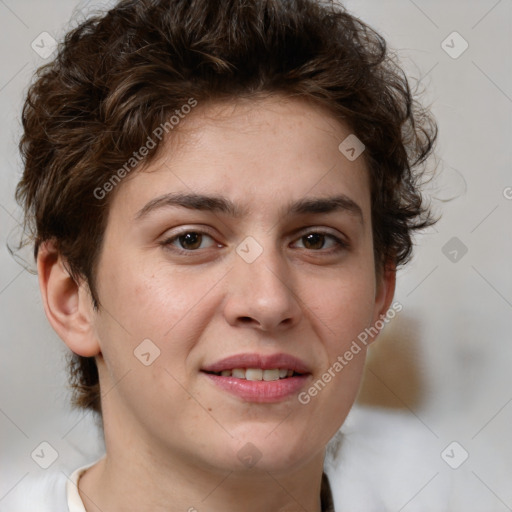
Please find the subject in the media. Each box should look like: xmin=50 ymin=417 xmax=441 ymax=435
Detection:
xmin=37 ymin=240 xmax=100 ymax=357
xmin=369 ymin=263 xmax=397 ymax=341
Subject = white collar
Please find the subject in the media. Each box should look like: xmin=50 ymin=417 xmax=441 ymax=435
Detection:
xmin=66 ymin=459 xmax=100 ymax=512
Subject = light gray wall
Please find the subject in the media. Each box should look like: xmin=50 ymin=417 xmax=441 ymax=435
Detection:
xmin=1 ymin=1 xmax=511 ymax=509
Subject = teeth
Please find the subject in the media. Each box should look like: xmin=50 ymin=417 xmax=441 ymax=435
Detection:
xmin=217 ymin=368 xmax=295 ymax=380
xmin=232 ymin=368 xmax=245 ymax=379
xmin=263 ymin=369 xmax=280 ymax=381
xmin=245 ymin=368 xmax=263 ymax=381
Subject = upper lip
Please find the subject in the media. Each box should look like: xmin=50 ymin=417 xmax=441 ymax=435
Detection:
xmin=201 ymin=353 xmax=311 ymax=374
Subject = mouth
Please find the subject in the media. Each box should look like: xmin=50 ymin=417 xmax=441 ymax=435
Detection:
xmin=203 ymin=368 xmax=302 ymax=381
xmin=201 ymin=353 xmax=312 ymax=403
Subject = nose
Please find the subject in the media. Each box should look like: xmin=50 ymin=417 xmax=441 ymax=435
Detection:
xmin=223 ymin=244 xmax=302 ymax=332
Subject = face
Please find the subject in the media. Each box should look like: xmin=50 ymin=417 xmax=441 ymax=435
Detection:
xmin=89 ymin=96 xmax=394 ymax=474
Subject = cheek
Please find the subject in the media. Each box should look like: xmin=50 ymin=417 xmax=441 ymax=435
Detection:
xmin=94 ymin=255 xmax=226 ymax=365
xmin=296 ymin=275 xmax=374 ymax=437
xmin=131 ymin=264 xmax=229 ymax=338
xmin=299 ymin=263 xmax=377 ymax=424
xmin=92 ymin=258 xmax=218 ymax=424
xmin=303 ymin=268 xmax=377 ymax=347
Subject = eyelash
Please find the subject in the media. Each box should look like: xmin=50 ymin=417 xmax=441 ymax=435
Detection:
xmin=159 ymin=229 xmax=349 ymax=256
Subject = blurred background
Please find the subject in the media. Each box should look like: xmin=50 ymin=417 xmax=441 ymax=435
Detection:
xmin=0 ymin=1 xmax=511 ymax=510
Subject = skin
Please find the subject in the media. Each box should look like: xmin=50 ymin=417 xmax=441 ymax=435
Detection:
xmin=38 ymin=95 xmax=395 ymax=512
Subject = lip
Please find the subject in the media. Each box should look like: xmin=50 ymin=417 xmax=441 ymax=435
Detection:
xmin=201 ymin=352 xmax=311 ymax=374
xmin=203 ymin=373 xmax=311 ymax=403
xmin=201 ymin=353 xmax=312 ymax=403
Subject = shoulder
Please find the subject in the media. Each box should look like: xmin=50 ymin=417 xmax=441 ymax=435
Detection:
xmin=2 ymin=470 xmax=69 ymax=512
xmin=324 ymin=406 xmax=450 ymax=512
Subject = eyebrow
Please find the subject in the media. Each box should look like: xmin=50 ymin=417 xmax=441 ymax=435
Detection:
xmin=135 ymin=192 xmax=364 ymax=224
xmin=288 ymin=195 xmax=363 ymax=223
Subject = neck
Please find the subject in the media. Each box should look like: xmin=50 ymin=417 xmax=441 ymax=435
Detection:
xmin=79 ymin=449 xmax=326 ymax=512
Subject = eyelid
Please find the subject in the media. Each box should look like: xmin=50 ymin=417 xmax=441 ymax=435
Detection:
xmin=159 ymin=225 xmax=218 ymax=240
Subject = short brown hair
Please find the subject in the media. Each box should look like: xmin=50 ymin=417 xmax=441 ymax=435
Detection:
xmin=16 ymin=0 xmax=437 ymax=415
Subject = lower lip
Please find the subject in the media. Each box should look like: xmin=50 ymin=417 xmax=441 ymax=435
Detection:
xmin=202 ymin=372 xmax=310 ymax=403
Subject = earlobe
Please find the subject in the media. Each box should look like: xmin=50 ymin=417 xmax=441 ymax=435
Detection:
xmin=37 ymin=241 xmax=100 ymax=357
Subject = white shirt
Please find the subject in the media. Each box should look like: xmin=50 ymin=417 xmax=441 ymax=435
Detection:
xmin=66 ymin=462 xmax=92 ymax=512
xmin=2 ymin=460 xmax=94 ymax=512
xmin=5 ymin=460 xmax=336 ymax=512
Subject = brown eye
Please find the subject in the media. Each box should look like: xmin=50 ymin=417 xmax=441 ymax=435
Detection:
xmin=301 ymin=233 xmax=326 ymax=250
xmin=291 ymin=230 xmax=348 ymax=254
xmin=161 ymin=231 xmax=218 ymax=252
xmin=178 ymin=232 xmax=203 ymax=250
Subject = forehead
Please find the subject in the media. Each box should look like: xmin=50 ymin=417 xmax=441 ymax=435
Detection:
xmin=109 ymin=95 xmax=371 ymax=221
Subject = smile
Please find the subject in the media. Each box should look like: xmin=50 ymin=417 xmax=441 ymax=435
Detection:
xmin=201 ymin=353 xmax=312 ymax=402
xmin=205 ymin=368 xmax=299 ymax=381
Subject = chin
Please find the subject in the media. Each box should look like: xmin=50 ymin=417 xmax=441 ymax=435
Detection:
xmin=208 ymin=428 xmax=323 ymax=474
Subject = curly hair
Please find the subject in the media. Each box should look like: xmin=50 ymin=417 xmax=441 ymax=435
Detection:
xmin=15 ymin=0 xmax=437 ymax=415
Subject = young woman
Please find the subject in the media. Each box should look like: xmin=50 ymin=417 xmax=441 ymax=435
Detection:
xmin=13 ymin=0 xmax=437 ymax=510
